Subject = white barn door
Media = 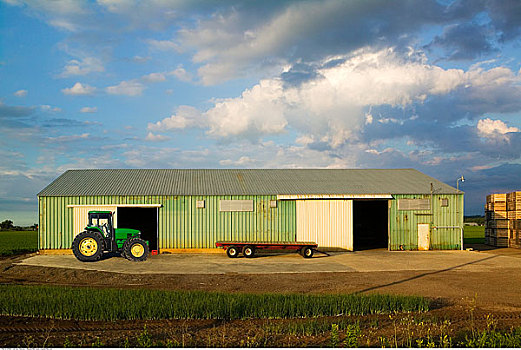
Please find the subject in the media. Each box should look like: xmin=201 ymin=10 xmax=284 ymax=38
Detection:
xmin=417 ymin=223 xmax=430 ymax=250
xmin=72 ymin=206 xmax=118 ymax=239
xmin=296 ymin=200 xmax=353 ymax=251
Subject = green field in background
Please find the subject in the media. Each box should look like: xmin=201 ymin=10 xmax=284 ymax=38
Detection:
xmin=0 ymin=226 xmax=486 ymax=256
xmin=463 ymin=225 xmax=485 ymax=244
xmin=0 ymin=230 xmax=38 ymax=256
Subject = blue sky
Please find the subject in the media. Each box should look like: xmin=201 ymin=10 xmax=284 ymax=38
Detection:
xmin=1 ymin=0 xmax=521 ymax=225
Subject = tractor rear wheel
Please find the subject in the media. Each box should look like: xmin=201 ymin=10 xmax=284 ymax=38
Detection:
xmin=124 ymin=237 xmax=149 ymax=262
xmin=72 ymin=231 xmax=104 ymax=262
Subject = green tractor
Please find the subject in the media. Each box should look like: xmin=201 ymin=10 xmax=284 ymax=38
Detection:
xmin=72 ymin=211 xmax=149 ymax=262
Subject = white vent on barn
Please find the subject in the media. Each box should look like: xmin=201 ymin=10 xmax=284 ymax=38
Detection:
xmin=397 ymin=198 xmax=431 ymax=210
xmin=219 ymin=200 xmax=254 ymax=212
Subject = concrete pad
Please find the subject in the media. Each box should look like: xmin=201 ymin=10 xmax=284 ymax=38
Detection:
xmin=16 ymin=249 xmax=521 ymax=275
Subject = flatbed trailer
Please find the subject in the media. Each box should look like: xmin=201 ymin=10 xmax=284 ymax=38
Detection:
xmin=215 ymin=241 xmax=318 ymax=258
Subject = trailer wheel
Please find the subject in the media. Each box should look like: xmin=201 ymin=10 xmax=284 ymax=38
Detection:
xmin=300 ymin=246 xmax=314 ymax=258
xmin=242 ymin=245 xmax=255 ymax=258
xmin=226 ymin=246 xmax=240 ymax=258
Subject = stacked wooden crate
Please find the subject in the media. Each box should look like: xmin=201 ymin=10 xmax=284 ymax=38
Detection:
xmin=507 ymin=191 xmax=521 ymax=248
xmin=485 ymin=193 xmax=509 ymax=247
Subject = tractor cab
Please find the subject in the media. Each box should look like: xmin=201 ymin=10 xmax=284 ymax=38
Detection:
xmin=71 ymin=210 xmax=149 ymax=262
xmin=86 ymin=211 xmax=113 ymax=237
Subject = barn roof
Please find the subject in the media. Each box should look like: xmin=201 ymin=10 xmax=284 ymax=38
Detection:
xmin=38 ymin=169 xmax=460 ymax=196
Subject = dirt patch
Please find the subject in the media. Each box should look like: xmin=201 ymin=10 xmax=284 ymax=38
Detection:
xmin=1 ymin=308 xmax=521 ymax=347
xmin=2 ymin=252 xmax=521 ymax=347
xmin=2 ymin=253 xmax=521 ymax=312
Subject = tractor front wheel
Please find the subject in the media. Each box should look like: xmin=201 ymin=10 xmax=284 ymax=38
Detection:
xmin=72 ymin=231 xmax=104 ymax=262
xmin=124 ymin=237 xmax=149 ymax=262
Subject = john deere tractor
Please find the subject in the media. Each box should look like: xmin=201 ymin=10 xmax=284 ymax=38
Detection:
xmin=72 ymin=211 xmax=149 ymax=262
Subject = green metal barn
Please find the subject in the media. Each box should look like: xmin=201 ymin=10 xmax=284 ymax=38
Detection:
xmin=37 ymin=169 xmax=464 ymax=252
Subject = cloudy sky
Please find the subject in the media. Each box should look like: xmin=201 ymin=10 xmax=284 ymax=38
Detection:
xmin=2 ymin=0 xmax=521 ymax=224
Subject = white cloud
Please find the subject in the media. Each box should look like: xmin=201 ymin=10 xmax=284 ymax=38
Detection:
xmin=106 ymin=80 xmax=145 ymax=96
xmin=147 ymin=39 xmax=181 ymax=52
xmin=60 ymin=57 xmax=104 ymax=77
xmin=477 ymin=118 xmax=519 ymax=140
xmin=148 ymin=106 xmax=204 ymax=131
xmin=146 ymin=46 xmax=521 ymax=161
xmin=142 ymin=72 xmax=167 ymax=83
xmin=169 ymin=66 xmax=192 ymax=82
xmin=132 ymin=55 xmax=151 ymax=63
xmin=61 ymin=82 xmax=96 ymax=95
xmin=180 ymin=1 xmax=455 ymax=85
xmin=145 ymin=132 xmax=170 ymax=142
xmin=5 ymin=0 xmax=90 ymax=32
xmin=219 ymin=156 xmax=256 ymax=166
xmin=40 ymin=105 xmax=62 ymax=112
xmin=201 ymin=48 xmax=467 ymax=144
xmin=205 ymin=78 xmax=288 ymax=139
xmin=14 ymin=89 xmax=27 ymax=97
xmin=80 ymin=107 xmax=97 ymax=113
xmin=46 ymin=133 xmax=90 ymax=142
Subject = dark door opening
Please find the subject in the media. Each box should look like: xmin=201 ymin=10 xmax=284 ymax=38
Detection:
xmin=117 ymin=207 xmax=158 ymax=251
xmin=353 ymin=200 xmax=388 ymax=250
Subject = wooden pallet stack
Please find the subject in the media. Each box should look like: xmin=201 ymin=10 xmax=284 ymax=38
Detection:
xmin=485 ymin=193 xmax=509 ymax=247
xmin=507 ymin=191 xmax=521 ymax=248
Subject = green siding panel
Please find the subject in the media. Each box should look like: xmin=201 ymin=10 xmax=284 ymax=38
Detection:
xmin=39 ymin=193 xmax=462 ymax=251
xmin=38 ymin=195 xmax=296 ymax=250
xmin=389 ymin=194 xmax=464 ymax=250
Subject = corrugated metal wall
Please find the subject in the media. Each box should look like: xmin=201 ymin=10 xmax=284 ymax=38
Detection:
xmin=38 ymin=195 xmax=296 ymax=250
xmin=39 ymin=192 xmax=463 ymax=251
xmin=389 ymin=194 xmax=464 ymax=250
xmin=296 ymin=200 xmax=353 ymax=250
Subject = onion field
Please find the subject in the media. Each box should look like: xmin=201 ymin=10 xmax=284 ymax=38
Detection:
xmin=0 ymin=284 xmax=430 ymax=321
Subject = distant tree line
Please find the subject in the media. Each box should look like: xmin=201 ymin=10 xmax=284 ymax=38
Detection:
xmin=464 ymin=215 xmax=485 ymax=226
xmin=0 ymin=220 xmax=38 ymax=231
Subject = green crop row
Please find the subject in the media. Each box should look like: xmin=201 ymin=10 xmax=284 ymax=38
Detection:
xmin=0 ymin=285 xmax=430 ymax=321
xmin=0 ymin=230 xmax=38 ymax=256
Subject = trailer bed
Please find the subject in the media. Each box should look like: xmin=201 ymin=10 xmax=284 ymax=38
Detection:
xmin=215 ymin=241 xmax=318 ymax=258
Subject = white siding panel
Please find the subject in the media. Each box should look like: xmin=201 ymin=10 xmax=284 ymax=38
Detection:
xmin=296 ymin=200 xmax=353 ymax=250
xmin=73 ymin=206 xmax=117 ymax=240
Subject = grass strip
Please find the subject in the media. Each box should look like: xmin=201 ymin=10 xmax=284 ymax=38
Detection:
xmin=0 ymin=230 xmax=38 ymax=256
xmin=464 ymin=237 xmax=485 ymax=244
xmin=0 ymin=284 xmax=430 ymax=321
xmin=463 ymin=226 xmax=485 ymax=239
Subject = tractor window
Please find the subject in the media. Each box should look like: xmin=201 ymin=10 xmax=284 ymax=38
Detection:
xmin=89 ymin=216 xmax=111 ymax=236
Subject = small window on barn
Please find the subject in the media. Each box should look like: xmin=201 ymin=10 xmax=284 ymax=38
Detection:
xmin=398 ymin=198 xmax=431 ymax=210
xmin=440 ymin=198 xmax=449 ymax=207
xmin=219 ymin=200 xmax=254 ymax=212
xmin=196 ymin=200 xmax=205 ymax=209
